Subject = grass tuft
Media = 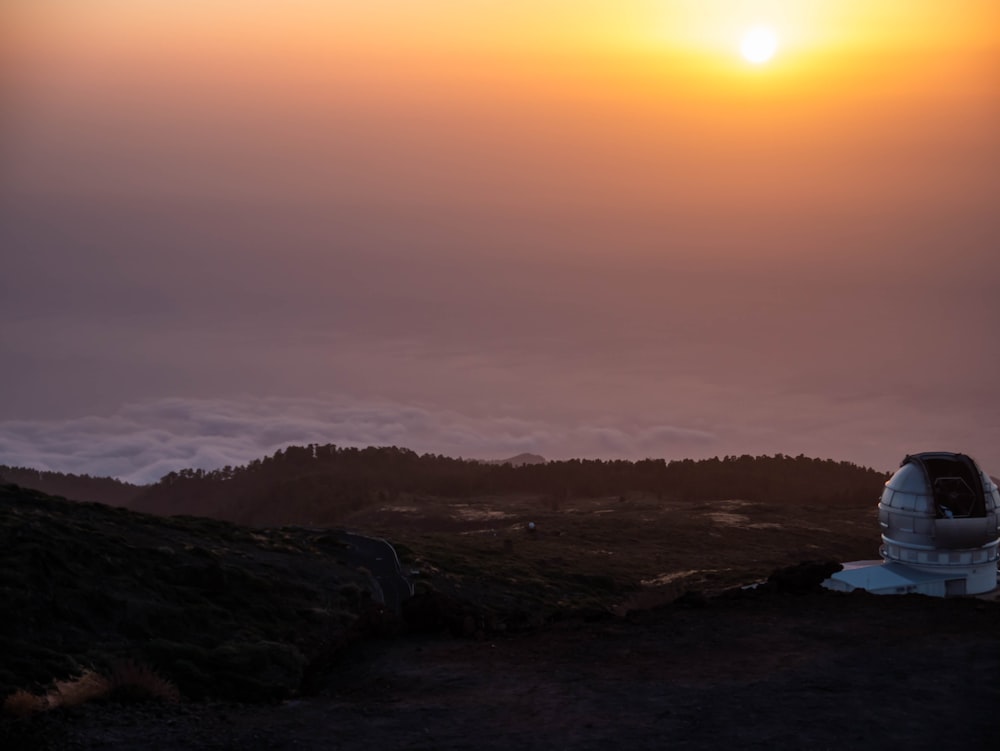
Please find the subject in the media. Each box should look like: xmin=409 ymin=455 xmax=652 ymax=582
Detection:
xmin=2 ymin=689 xmax=46 ymax=718
xmin=106 ymin=660 xmax=180 ymax=704
xmin=46 ymin=670 xmax=110 ymax=709
xmin=2 ymin=661 xmax=179 ymax=717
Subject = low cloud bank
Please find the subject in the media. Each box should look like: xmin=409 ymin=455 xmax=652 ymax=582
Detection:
xmin=0 ymin=396 xmax=719 ymax=485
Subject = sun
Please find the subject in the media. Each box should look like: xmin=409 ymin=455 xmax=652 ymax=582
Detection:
xmin=740 ymin=25 xmax=779 ymax=65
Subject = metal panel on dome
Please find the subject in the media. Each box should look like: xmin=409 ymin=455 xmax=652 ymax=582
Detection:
xmin=934 ymin=517 xmax=998 ymax=548
xmin=885 ymin=462 xmax=931 ymax=495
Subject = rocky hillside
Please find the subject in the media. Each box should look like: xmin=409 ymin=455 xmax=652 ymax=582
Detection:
xmin=0 ymin=467 xmax=142 ymax=507
xmin=3 ymin=481 xmax=999 ymax=750
xmin=0 ymin=484 xmax=378 ymax=704
xmin=125 ymin=447 xmax=889 ymax=527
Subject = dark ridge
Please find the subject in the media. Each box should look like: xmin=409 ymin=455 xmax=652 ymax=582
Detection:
xmin=125 ymin=446 xmax=889 ymax=526
xmin=0 ymin=466 xmax=143 ymax=507
xmin=0 ymin=483 xmax=376 ymax=703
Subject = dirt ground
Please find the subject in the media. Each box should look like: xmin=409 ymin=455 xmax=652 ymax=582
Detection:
xmin=4 ymin=486 xmax=998 ymax=749
xmin=345 ymin=492 xmax=883 ymax=609
xmin=11 ymin=588 xmax=999 ymax=751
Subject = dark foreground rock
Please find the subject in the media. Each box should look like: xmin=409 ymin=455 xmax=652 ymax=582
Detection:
xmin=0 ymin=484 xmax=375 ymax=703
xmin=5 ymin=588 xmax=999 ymax=751
xmin=764 ymin=558 xmax=844 ymax=594
xmin=3 ymin=484 xmax=998 ymax=750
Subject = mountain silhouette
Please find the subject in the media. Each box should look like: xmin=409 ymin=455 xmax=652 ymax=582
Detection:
xmin=4 ymin=446 xmax=888 ymax=528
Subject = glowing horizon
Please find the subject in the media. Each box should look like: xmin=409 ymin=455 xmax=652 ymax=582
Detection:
xmin=10 ymin=2 xmax=998 ymax=75
xmin=3 ymin=1 xmax=999 ymax=474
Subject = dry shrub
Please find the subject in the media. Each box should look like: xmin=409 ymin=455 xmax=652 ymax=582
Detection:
xmin=2 ymin=689 xmax=46 ymax=718
xmin=46 ymin=670 xmax=110 ymax=709
xmin=107 ymin=660 xmax=180 ymax=704
xmin=2 ymin=661 xmax=179 ymax=717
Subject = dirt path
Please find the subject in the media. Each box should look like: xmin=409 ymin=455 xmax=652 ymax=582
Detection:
xmin=10 ymin=590 xmax=999 ymax=751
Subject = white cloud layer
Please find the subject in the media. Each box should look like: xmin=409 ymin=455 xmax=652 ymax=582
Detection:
xmin=4 ymin=392 xmax=999 ymax=487
xmin=0 ymin=396 xmax=720 ymax=485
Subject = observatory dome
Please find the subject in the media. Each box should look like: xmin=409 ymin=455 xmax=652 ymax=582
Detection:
xmin=877 ymin=452 xmax=1000 ymax=595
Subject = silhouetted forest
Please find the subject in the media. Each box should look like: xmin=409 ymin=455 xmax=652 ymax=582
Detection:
xmin=123 ymin=445 xmax=889 ymax=526
xmin=3 ymin=446 xmax=890 ymax=527
xmin=0 ymin=466 xmax=142 ymax=507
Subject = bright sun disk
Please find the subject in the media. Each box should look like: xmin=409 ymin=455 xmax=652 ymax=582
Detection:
xmin=740 ymin=25 xmax=778 ymax=64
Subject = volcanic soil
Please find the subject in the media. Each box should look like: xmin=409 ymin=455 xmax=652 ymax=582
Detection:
xmin=3 ymin=486 xmax=999 ymax=749
xmin=14 ymin=589 xmax=1000 ymax=750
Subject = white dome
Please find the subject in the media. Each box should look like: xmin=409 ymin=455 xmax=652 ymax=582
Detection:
xmin=877 ymin=452 xmax=1000 ymax=594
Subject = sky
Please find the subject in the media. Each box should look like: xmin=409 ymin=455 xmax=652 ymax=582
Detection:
xmin=2 ymin=1 xmax=999 ymax=484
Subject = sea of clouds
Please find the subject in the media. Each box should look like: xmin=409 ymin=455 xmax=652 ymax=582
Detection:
xmin=0 ymin=396 xmax=719 ymax=485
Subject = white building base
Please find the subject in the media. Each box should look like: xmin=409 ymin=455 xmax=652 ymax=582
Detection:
xmin=823 ymin=560 xmax=998 ymax=597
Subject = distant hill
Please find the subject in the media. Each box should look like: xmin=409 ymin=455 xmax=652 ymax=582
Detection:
xmin=486 ymin=453 xmax=547 ymax=467
xmin=3 ymin=445 xmax=890 ymax=528
xmin=0 ymin=465 xmax=142 ymax=507
xmin=121 ymin=445 xmax=889 ymax=527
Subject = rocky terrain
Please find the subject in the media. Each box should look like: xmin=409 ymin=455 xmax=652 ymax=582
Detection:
xmin=2 ymin=481 xmax=999 ymax=749
xmin=0 ymin=484 xmax=379 ymax=705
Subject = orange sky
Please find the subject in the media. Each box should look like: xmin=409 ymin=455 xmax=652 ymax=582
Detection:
xmin=2 ymin=1 xmax=999 ymax=479
xmin=6 ymin=2 xmax=998 ymax=236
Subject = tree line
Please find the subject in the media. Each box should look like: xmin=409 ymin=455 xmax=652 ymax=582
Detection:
xmin=4 ymin=446 xmax=891 ymax=526
xmin=126 ymin=445 xmax=889 ymax=525
xmin=0 ymin=465 xmax=142 ymax=507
